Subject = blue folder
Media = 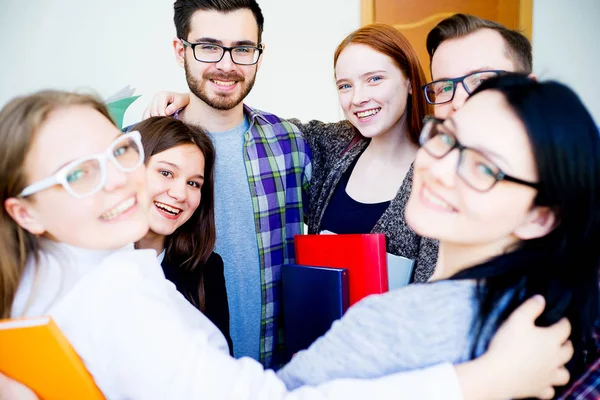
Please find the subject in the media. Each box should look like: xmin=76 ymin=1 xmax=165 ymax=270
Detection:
xmin=282 ymin=264 xmax=349 ymax=362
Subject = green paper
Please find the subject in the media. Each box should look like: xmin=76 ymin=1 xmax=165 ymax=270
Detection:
xmin=106 ymin=95 xmax=141 ymax=130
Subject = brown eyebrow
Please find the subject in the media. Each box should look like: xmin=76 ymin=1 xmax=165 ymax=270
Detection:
xmin=53 ymin=132 xmax=122 ymax=173
xmin=449 ymin=118 xmax=510 ymax=167
xmin=157 ymin=160 xmax=180 ymax=170
xmin=361 ymin=70 xmax=386 ymax=78
xmin=434 ymin=67 xmax=497 ymax=82
xmin=335 ymin=70 xmax=387 ymax=86
xmin=156 ymin=160 xmax=204 ymax=180
xmin=192 ymin=37 xmax=222 ymax=44
xmin=192 ymin=37 xmax=258 ymax=47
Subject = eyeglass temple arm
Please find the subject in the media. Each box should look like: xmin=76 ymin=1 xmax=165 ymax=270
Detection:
xmin=19 ymin=175 xmax=60 ymax=198
xmin=498 ymin=173 xmax=539 ymax=189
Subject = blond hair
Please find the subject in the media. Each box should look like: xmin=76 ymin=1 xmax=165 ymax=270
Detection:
xmin=0 ymin=90 xmax=114 ymax=318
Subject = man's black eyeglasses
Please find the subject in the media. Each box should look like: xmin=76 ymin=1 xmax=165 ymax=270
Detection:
xmin=180 ymin=39 xmax=263 ymax=65
xmin=422 ymin=70 xmax=506 ymax=105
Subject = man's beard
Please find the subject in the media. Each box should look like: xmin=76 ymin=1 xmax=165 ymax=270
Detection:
xmin=184 ymin=60 xmax=257 ymax=111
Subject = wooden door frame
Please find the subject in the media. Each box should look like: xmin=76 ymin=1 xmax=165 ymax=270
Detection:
xmin=359 ymin=0 xmax=533 ymax=41
xmin=360 ymin=0 xmax=375 ymax=26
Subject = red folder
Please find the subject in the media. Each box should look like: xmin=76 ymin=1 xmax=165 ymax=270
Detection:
xmin=294 ymin=234 xmax=388 ymax=306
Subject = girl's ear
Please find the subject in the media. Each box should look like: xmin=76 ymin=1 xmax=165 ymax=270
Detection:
xmin=4 ymin=198 xmax=45 ymax=235
xmin=513 ymin=205 xmax=557 ymax=240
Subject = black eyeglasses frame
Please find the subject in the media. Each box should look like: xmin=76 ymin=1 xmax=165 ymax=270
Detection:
xmin=180 ymin=39 xmax=263 ymax=66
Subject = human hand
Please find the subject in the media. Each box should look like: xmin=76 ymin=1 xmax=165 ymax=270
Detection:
xmin=142 ymin=91 xmax=190 ymax=119
xmin=0 ymin=373 xmax=38 ymax=400
xmin=484 ymin=295 xmax=572 ymax=399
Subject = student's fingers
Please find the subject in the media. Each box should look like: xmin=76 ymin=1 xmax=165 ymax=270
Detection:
xmin=142 ymin=104 xmax=151 ymax=120
xmin=142 ymin=96 xmax=161 ymax=120
xmin=165 ymin=102 xmax=178 ymax=116
xmin=151 ymin=94 xmax=166 ymax=117
xmin=506 ymin=294 xmax=545 ymax=326
xmin=164 ymin=92 xmax=189 ymax=116
xmin=0 ymin=373 xmax=38 ymax=400
xmin=553 ymin=367 xmax=571 ymax=387
xmin=559 ymin=339 xmax=574 ymax=364
xmin=538 ymin=387 xmax=555 ymax=400
xmin=143 ymin=92 xmax=169 ymax=119
xmin=152 ymin=92 xmax=176 ymax=116
xmin=157 ymin=93 xmax=171 ymax=116
xmin=547 ymin=317 xmax=572 ymax=344
xmin=484 ymin=296 xmax=575 ymax=400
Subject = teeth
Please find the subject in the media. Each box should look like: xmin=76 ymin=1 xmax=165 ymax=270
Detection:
xmin=422 ymin=187 xmax=454 ymax=211
xmin=100 ymin=197 xmax=136 ymax=221
xmin=357 ymin=108 xmax=380 ymax=118
xmin=154 ymin=201 xmax=181 ymax=215
xmin=213 ymin=80 xmax=235 ymax=86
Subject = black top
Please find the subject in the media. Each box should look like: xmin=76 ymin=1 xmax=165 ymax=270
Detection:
xmin=320 ymin=155 xmax=391 ymax=234
xmin=161 ymin=251 xmax=233 ymax=355
xmin=292 ymin=119 xmax=439 ymax=283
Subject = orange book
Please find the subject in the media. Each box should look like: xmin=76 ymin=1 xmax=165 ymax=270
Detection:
xmin=0 ymin=316 xmax=105 ymax=400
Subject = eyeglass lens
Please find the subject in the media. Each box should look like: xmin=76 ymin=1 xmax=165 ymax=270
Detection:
xmin=65 ymin=135 xmax=142 ymax=196
xmin=421 ymin=122 xmax=501 ymax=191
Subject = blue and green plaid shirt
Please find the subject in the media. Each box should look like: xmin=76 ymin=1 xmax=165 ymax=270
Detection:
xmin=239 ymin=105 xmax=311 ymax=367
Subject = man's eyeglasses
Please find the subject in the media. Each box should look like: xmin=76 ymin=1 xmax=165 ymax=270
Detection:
xmin=419 ymin=116 xmax=538 ymax=192
xmin=180 ymin=39 xmax=263 ymax=65
xmin=422 ymin=70 xmax=505 ymax=105
xmin=19 ymin=131 xmax=144 ymax=199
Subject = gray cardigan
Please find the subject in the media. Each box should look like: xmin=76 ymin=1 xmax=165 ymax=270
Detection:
xmin=292 ymin=119 xmax=438 ymax=283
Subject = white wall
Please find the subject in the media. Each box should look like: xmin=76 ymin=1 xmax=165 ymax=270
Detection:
xmin=1 ymin=0 xmax=598 ymax=125
xmin=532 ymin=0 xmax=600 ymax=125
xmin=0 ymin=0 xmax=360 ymax=126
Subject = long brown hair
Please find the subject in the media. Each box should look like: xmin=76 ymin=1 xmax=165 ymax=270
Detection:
xmin=132 ymin=117 xmax=216 ymax=311
xmin=333 ymin=23 xmax=430 ymax=145
xmin=0 ymin=90 xmax=113 ymax=319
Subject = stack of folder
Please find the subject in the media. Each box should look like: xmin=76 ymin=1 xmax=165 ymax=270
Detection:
xmin=283 ymin=233 xmax=417 ymax=359
xmin=294 ymin=233 xmax=390 ymax=305
xmin=282 ymin=264 xmax=349 ymax=361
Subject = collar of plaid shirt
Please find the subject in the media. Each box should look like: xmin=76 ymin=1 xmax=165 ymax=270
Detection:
xmin=175 ymin=105 xmax=312 ymax=368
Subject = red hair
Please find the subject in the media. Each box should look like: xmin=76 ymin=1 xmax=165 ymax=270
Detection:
xmin=334 ymin=24 xmax=430 ymax=145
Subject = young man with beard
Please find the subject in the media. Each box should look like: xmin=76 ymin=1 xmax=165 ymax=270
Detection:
xmin=170 ymin=0 xmax=310 ymax=369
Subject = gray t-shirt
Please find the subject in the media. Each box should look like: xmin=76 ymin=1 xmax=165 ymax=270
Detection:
xmin=277 ymin=279 xmax=500 ymax=389
xmin=209 ymin=117 xmax=262 ymax=361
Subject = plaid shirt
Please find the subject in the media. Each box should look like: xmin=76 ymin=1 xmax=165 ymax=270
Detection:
xmin=240 ymin=105 xmax=311 ymax=367
xmin=169 ymin=105 xmax=311 ymax=367
xmin=559 ymin=328 xmax=600 ymax=400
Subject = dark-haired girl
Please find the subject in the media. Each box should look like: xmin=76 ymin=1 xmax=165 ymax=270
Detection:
xmin=133 ymin=116 xmax=232 ymax=353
